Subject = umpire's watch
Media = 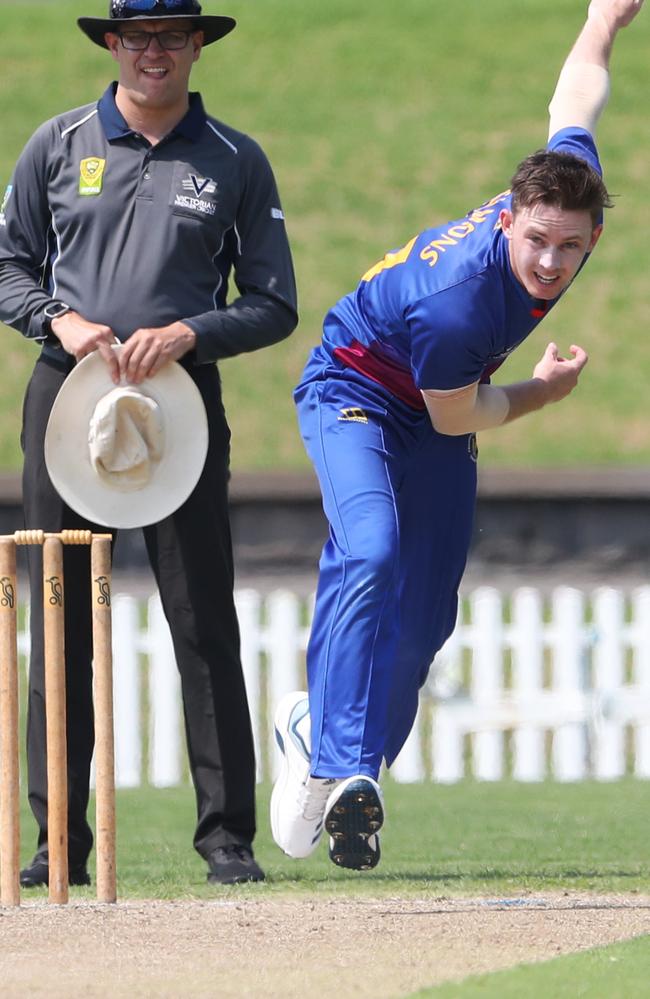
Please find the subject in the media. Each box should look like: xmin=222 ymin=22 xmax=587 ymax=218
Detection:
xmin=42 ymin=300 xmax=72 ymax=336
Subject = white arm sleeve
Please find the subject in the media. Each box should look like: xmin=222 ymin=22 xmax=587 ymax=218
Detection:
xmin=548 ymin=62 xmax=610 ymax=138
xmin=422 ymin=383 xmax=510 ymax=436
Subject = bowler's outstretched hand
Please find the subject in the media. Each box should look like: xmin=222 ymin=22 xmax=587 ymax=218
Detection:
xmin=588 ymin=0 xmax=644 ymax=30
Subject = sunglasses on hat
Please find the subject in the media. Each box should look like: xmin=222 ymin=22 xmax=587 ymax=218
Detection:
xmin=110 ymin=0 xmax=202 ymax=15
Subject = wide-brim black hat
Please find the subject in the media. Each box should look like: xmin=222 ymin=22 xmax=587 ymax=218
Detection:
xmin=78 ymin=1 xmax=236 ymax=49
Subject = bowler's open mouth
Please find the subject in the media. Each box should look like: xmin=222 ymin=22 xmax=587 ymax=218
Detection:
xmin=534 ymin=272 xmax=559 ymax=286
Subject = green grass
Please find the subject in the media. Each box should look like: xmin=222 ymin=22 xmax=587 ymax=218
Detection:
xmin=411 ymin=934 xmax=650 ymax=998
xmin=1 ymin=1 xmax=649 ymax=469
xmin=16 ymin=777 xmax=650 ymax=900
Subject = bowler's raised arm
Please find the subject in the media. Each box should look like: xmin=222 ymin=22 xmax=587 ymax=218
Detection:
xmin=548 ymin=0 xmax=644 ymax=138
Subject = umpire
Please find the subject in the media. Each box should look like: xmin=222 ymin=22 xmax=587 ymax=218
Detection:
xmin=0 ymin=0 xmax=297 ymax=886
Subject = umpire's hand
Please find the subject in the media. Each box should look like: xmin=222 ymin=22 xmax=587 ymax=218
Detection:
xmin=51 ymin=311 xmax=120 ymax=383
xmin=117 ymin=322 xmax=197 ymax=384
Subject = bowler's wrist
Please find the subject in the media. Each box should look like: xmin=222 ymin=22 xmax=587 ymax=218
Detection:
xmin=587 ymin=5 xmax=620 ymax=37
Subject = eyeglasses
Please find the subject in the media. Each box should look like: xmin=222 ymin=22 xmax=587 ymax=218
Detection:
xmin=111 ymin=0 xmax=201 ymax=14
xmin=118 ymin=29 xmax=193 ymax=50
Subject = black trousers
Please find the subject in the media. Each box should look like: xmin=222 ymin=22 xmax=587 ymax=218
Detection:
xmin=22 ymin=356 xmax=257 ymax=866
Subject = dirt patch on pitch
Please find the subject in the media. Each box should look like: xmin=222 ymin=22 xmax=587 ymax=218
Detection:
xmin=1 ymin=894 xmax=650 ymax=997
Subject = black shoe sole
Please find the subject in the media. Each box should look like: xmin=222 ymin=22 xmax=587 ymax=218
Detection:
xmin=325 ymin=778 xmax=383 ymax=871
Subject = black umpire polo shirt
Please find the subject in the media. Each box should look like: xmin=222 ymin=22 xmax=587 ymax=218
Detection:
xmin=0 ymin=84 xmax=297 ymax=364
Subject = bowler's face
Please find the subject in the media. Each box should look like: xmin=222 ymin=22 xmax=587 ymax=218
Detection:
xmin=500 ymin=203 xmax=601 ymax=300
xmin=105 ymin=19 xmax=203 ymax=111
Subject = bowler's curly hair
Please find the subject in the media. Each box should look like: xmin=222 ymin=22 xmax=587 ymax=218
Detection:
xmin=510 ymin=150 xmax=612 ymax=226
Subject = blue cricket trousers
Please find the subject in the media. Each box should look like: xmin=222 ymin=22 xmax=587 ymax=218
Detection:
xmin=295 ymin=365 xmax=477 ymax=779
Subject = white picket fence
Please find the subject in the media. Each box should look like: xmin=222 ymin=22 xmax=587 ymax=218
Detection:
xmin=14 ymin=585 xmax=650 ymax=786
xmin=397 ymin=585 xmax=650 ymax=784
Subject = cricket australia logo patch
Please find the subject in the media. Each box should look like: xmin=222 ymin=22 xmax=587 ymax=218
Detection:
xmin=338 ymin=407 xmax=369 ymax=424
xmin=79 ymin=157 xmax=106 ymax=196
xmin=174 ymin=173 xmax=218 ymax=216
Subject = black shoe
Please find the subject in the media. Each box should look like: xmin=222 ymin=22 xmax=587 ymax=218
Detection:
xmin=206 ymin=844 xmax=265 ymax=885
xmin=19 ymin=858 xmax=91 ymax=888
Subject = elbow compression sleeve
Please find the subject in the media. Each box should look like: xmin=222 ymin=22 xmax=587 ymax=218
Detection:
xmin=548 ymin=63 xmax=610 ymax=138
xmin=424 ymin=384 xmax=510 ymax=435
xmin=467 ymin=384 xmax=510 ymax=432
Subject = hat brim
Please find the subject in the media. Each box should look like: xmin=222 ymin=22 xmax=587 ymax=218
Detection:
xmin=44 ymin=350 xmax=209 ymax=529
xmin=77 ymin=14 xmax=236 ymax=48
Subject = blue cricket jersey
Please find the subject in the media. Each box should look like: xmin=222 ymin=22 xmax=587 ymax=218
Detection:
xmin=306 ymin=128 xmax=601 ymax=409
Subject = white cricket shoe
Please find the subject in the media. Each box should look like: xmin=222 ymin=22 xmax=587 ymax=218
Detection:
xmin=270 ymin=691 xmax=341 ymax=858
xmin=325 ymin=775 xmax=384 ymax=871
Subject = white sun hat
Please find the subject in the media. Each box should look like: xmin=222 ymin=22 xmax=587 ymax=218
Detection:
xmin=44 ymin=348 xmax=209 ymax=528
